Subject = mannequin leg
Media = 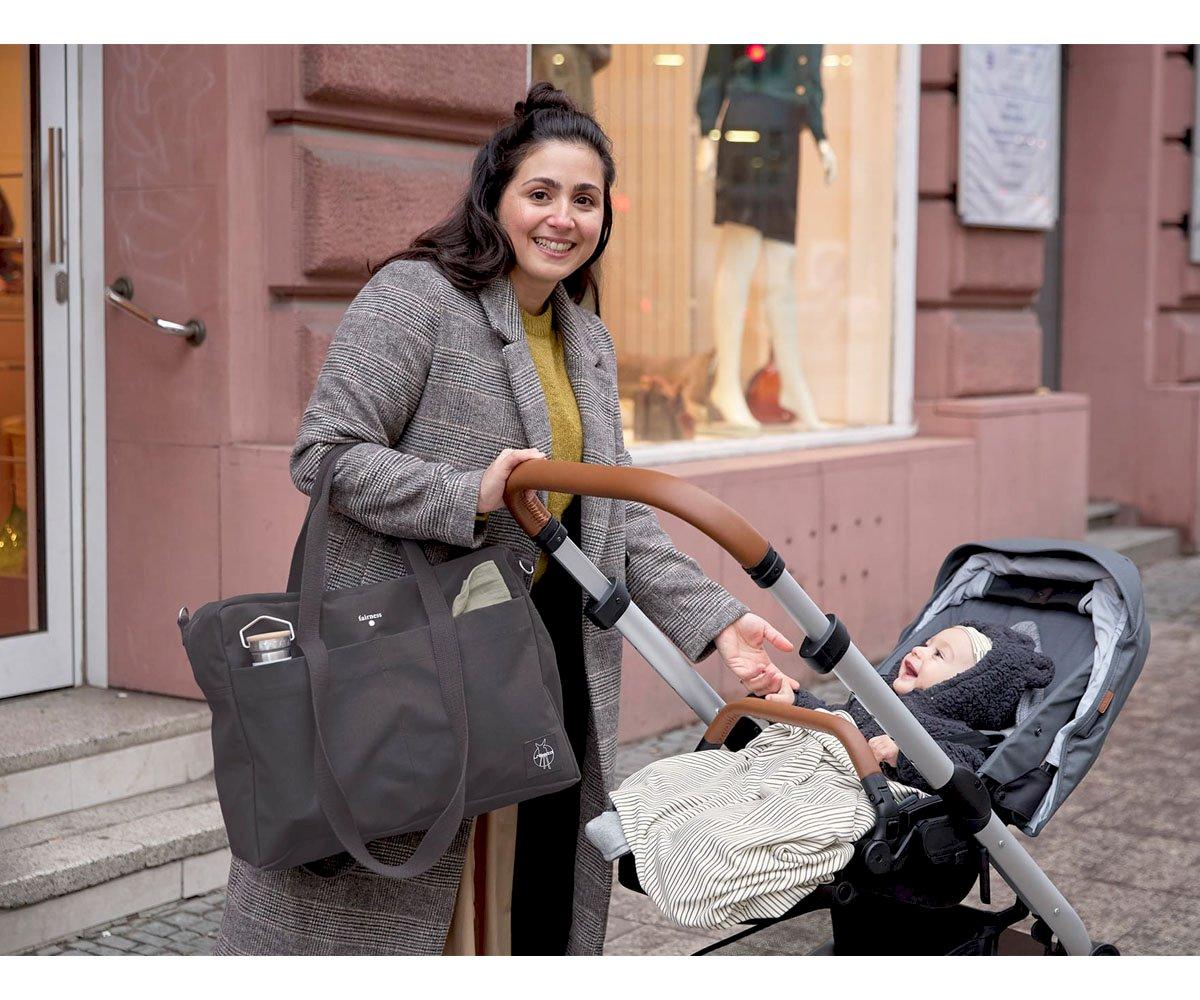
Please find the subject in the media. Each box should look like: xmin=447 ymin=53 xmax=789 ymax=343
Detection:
xmin=761 ymin=238 xmax=828 ymax=430
xmin=709 ymin=223 xmax=764 ymax=429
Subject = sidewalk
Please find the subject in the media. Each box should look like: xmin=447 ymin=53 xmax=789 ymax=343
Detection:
xmin=22 ymin=553 xmax=1200 ymax=956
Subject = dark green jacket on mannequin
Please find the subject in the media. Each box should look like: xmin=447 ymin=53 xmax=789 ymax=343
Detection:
xmin=696 ymin=44 xmax=826 ymax=141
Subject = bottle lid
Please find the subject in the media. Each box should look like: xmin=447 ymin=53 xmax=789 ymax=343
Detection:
xmin=247 ymin=630 xmax=293 ymax=652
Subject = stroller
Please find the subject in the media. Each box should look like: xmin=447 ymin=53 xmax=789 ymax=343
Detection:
xmin=504 ymin=460 xmax=1148 ymax=956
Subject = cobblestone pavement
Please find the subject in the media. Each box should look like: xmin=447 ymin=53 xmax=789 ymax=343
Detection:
xmin=24 ymin=552 xmax=1200 ymax=955
xmin=28 ymin=890 xmax=224 ymax=955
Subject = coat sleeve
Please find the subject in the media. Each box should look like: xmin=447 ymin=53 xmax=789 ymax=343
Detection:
xmin=891 ymin=739 xmax=986 ymax=793
xmin=289 ymin=260 xmax=488 ymax=550
xmin=791 ymin=688 xmax=833 ymax=711
xmin=799 ymin=45 xmax=827 ymax=142
xmin=696 ymin=44 xmax=733 ymax=136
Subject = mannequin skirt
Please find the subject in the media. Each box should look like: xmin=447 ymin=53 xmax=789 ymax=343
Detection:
xmin=714 ymin=90 xmax=809 ymax=245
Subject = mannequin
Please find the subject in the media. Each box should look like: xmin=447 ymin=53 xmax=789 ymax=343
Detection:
xmin=530 ymin=45 xmax=612 ymax=114
xmin=695 ymin=44 xmax=835 ymax=429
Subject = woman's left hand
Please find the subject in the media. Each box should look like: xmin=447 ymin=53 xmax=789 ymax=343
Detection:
xmin=714 ymin=613 xmax=798 ymax=697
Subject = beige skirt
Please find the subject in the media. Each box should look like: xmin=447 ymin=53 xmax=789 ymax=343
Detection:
xmin=442 ymin=805 xmax=519 ymax=955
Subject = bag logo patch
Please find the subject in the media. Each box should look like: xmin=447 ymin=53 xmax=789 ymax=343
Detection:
xmin=524 ymin=734 xmax=562 ymax=778
xmin=533 ymin=738 xmax=555 ymax=770
xmin=357 ymin=612 xmax=382 ymax=628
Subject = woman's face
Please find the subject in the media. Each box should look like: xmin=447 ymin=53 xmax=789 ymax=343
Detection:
xmin=496 ymin=139 xmax=605 ymax=308
xmin=892 ymin=626 xmax=977 ymax=695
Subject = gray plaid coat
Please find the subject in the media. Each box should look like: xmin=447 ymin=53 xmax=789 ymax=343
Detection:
xmin=214 ymin=259 xmax=748 ymax=955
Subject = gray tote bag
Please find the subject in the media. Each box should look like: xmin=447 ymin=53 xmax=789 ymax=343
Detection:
xmin=177 ymin=443 xmax=580 ymax=878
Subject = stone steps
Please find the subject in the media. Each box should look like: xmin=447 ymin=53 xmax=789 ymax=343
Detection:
xmin=0 ymin=778 xmax=225 ymax=908
xmin=0 ymin=687 xmax=213 ymax=828
xmin=1086 ymin=524 xmax=1181 ymax=569
xmin=1086 ymin=498 xmax=1182 ymax=570
xmin=0 ymin=687 xmax=229 ymax=954
xmin=1086 ymin=499 xmax=1122 ymax=528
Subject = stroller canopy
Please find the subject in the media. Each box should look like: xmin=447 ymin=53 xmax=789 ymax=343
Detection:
xmin=883 ymin=538 xmax=1148 ymax=835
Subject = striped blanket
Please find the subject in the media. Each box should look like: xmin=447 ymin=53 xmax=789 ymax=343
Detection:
xmin=609 ymin=714 xmax=919 ymax=928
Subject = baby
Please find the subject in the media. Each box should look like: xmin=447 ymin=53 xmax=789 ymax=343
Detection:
xmin=744 ymin=621 xmax=1055 ymax=791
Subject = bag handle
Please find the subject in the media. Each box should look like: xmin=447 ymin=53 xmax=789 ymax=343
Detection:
xmin=286 ymin=459 xmax=328 ymax=593
xmin=293 ymin=444 xmax=470 ymax=879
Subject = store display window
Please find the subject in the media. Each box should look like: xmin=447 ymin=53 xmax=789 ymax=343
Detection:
xmin=534 ymin=44 xmax=916 ymax=456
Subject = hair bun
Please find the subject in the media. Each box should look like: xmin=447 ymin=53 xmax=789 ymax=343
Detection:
xmin=514 ymin=81 xmax=580 ymax=122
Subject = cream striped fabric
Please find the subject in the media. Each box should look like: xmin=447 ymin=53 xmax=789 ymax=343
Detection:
xmin=609 ymin=713 xmax=920 ymax=929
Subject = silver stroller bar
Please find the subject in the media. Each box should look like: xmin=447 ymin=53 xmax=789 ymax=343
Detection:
xmin=505 ymin=460 xmax=1093 ymax=956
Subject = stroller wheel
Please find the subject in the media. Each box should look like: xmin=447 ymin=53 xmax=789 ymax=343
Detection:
xmin=1090 ymin=943 xmax=1120 ymax=955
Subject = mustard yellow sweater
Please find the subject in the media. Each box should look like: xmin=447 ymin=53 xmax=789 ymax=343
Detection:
xmin=521 ymin=303 xmax=583 ymax=584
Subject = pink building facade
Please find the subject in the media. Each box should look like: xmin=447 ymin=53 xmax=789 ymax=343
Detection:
xmin=15 ymin=44 xmax=1195 ymax=740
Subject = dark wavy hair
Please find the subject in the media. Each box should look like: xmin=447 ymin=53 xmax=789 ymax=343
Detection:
xmin=370 ymin=81 xmax=617 ymax=310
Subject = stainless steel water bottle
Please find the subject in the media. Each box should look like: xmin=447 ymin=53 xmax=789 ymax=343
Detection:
xmin=239 ymin=616 xmax=296 ymax=666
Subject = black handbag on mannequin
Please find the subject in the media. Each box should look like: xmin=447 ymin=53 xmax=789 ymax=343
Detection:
xmin=177 ymin=443 xmax=579 ymax=878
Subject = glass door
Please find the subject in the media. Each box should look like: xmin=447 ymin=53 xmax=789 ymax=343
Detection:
xmin=0 ymin=45 xmax=75 ymax=698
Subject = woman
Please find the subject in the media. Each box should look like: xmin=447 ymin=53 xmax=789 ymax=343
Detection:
xmin=215 ymin=82 xmax=797 ymax=957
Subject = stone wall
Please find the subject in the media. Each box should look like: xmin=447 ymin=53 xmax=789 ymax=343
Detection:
xmin=103 ymin=46 xmax=525 ymax=696
xmin=1060 ymin=45 xmax=1200 ymax=546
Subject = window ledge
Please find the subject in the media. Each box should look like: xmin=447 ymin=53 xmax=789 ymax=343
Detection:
xmin=627 ymin=421 xmax=919 ymax=467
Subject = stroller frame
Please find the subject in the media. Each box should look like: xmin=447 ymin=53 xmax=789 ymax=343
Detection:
xmin=504 ymin=460 xmax=1110 ymax=956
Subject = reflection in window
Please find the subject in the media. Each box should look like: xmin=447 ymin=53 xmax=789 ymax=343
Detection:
xmin=0 ymin=44 xmax=34 ymax=637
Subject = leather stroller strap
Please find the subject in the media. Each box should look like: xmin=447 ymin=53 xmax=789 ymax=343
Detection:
xmin=504 ymin=459 xmax=772 ymax=569
xmin=294 ymin=444 xmax=470 ymax=880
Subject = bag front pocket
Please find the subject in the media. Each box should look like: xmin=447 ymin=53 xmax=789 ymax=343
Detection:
xmin=228 ymin=626 xmax=457 ymax=869
xmin=453 ymin=597 xmax=578 ymax=803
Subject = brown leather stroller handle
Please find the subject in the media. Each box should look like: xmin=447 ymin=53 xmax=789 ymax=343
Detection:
xmin=503 ymin=460 xmax=771 ymax=568
xmin=703 ymin=697 xmax=882 ymax=780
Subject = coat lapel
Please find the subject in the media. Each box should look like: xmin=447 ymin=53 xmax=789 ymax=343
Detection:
xmin=477 ymin=273 xmax=617 ymax=571
xmin=477 ymin=274 xmax=553 ymax=459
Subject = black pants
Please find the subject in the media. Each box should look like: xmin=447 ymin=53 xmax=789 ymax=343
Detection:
xmin=510 ymin=496 xmax=590 ymax=955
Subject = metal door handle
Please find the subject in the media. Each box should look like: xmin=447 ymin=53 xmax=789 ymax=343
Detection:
xmin=47 ymin=127 xmax=64 ymax=264
xmin=103 ymin=276 xmax=206 ymax=346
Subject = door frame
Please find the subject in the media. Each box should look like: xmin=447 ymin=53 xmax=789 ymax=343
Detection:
xmin=75 ymin=44 xmax=107 ymax=688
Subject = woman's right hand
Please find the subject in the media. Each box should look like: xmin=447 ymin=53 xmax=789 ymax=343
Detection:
xmin=477 ymin=447 xmax=546 ymax=513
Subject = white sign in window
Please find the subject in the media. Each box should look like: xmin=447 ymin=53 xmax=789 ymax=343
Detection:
xmin=958 ymin=44 xmax=1061 ymax=231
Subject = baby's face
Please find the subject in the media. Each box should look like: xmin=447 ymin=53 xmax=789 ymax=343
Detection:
xmin=892 ymin=626 xmax=977 ymax=695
